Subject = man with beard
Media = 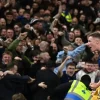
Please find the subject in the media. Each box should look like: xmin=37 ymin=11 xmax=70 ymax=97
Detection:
xmin=49 ymin=43 xmax=58 ymax=62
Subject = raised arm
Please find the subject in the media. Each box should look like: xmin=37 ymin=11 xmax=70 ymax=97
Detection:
xmin=60 ymin=31 xmax=71 ymax=46
xmin=53 ymin=1 xmax=62 ymax=19
xmin=7 ymin=32 xmax=27 ymax=51
xmin=57 ymin=56 xmax=71 ymax=77
xmin=50 ymin=1 xmax=62 ymax=31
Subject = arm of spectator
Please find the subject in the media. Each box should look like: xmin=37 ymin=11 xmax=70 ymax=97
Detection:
xmin=30 ymin=81 xmax=47 ymax=93
xmin=50 ymin=19 xmax=58 ymax=31
xmin=79 ymin=25 xmax=87 ymax=35
xmin=4 ymin=38 xmax=13 ymax=47
xmin=28 ymin=77 xmax=35 ymax=83
xmin=30 ymin=8 xmax=33 ymax=16
xmin=70 ymin=44 xmax=86 ymax=58
xmin=5 ymin=74 xmax=33 ymax=84
xmin=3 ymin=0 xmax=10 ymax=7
xmin=90 ymin=81 xmax=100 ymax=90
xmin=38 ymin=82 xmax=47 ymax=89
xmin=93 ymin=18 xmax=100 ymax=24
xmin=14 ymin=56 xmax=22 ymax=61
xmin=3 ymin=70 xmax=15 ymax=76
xmin=95 ymin=71 xmax=100 ymax=82
xmin=59 ymin=31 xmax=71 ymax=46
xmin=7 ymin=32 xmax=27 ymax=51
xmin=7 ymin=39 xmax=20 ymax=51
xmin=56 ymin=51 xmax=64 ymax=64
xmin=22 ymin=55 xmax=32 ymax=65
xmin=50 ymin=1 xmax=62 ymax=31
xmin=76 ymin=61 xmax=86 ymax=69
xmin=24 ymin=24 xmax=31 ymax=30
xmin=4 ymin=2 xmax=9 ymax=7
xmin=0 ymin=70 xmax=16 ymax=80
xmin=0 ymin=71 xmax=4 ymax=79
xmin=53 ymin=1 xmax=62 ymax=19
xmin=57 ymin=56 xmax=71 ymax=77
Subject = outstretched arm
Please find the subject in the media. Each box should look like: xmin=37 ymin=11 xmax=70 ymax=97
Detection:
xmin=90 ymin=81 xmax=100 ymax=89
xmin=70 ymin=44 xmax=86 ymax=58
xmin=57 ymin=56 xmax=71 ymax=77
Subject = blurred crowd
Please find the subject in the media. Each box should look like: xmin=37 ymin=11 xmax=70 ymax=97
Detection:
xmin=0 ymin=0 xmax=100 ymax=100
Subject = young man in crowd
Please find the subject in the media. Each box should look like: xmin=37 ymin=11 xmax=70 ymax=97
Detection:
xmin=57 ymin=56 xmax=76 ymax=83
xmin=76 ymin=59 xmax=98 ymax=83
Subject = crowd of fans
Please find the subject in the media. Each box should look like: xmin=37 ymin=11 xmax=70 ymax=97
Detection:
xmin=0 ymin=0 xmax=100 ymax=100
